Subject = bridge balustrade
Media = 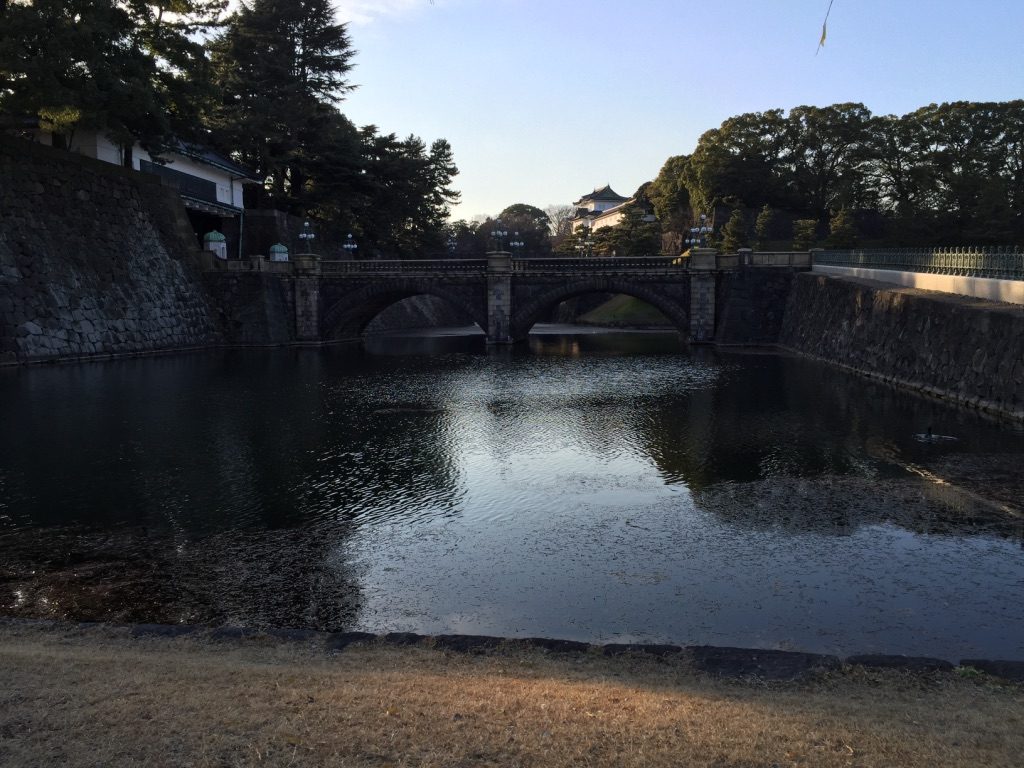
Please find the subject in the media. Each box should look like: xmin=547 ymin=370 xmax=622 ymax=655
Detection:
xmin=319 ymin=259 xmax=488 ymax=276
xmin=749 ymin=252 xmax=813 ymax=267
xmin=511 ymin=256 xmax=679 ymax=273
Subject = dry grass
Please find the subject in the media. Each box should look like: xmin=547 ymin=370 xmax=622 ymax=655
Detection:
xmin=0 ymin=626 xmax=1021 ymax=767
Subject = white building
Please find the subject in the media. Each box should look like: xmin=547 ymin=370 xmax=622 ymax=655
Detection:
xmin=570 ymin=185 xmax=631 ymax=233
xmin=30 ymin=127 xmax=261 ymax=255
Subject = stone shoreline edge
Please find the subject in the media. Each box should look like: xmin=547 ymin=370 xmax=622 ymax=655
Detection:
xmin=3 ymin=617 xmax=1022 ymax=683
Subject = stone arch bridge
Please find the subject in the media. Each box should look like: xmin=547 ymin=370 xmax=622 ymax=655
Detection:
xmin=210 ymin=250 xmax=810 ymax=346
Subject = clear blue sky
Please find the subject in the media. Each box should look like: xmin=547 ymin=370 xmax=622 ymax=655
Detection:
xmin=333 ymin=0 xmax=1024 ymax=221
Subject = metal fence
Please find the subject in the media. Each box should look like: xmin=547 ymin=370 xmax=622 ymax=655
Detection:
xmin=815 ymin=247 xmax=1024 ymax=280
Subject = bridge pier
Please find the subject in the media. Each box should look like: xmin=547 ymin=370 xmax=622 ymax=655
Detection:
xmin=688 ymin=248 xmax=717 ymax=343
xmin=486 ymin=251 xmax=514 ymax=344
xmin=294 ymin=255 xmax=321 ymax=342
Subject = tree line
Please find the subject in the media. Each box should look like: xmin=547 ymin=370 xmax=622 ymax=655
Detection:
xmin=496 ymin=100 xmax=1024 ymax=257
xmin=0 ymin=0 xmax=459 ymax=257
xmin=647 ymin=100 xmax=1024 ymax=250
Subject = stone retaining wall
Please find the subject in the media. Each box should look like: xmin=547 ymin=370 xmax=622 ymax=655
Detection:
xmin=203 ymin=272 xmax=294 ymax=345
xmin=779 ymin=273 xmax=1024 ymax=421
xmin=714 ymin=268 xmax=798 ymax=345
xmin=0 ymin=139 xmax=219 ymax=364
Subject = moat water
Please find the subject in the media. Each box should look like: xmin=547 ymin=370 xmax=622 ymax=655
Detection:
xmin=2 ymin=327 xmax=1023 ymax=660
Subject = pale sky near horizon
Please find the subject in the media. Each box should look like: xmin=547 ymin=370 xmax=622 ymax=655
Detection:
xmin=329 ymin=0 xmax=1024 ymax=221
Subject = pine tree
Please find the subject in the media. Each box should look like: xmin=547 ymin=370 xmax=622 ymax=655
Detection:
xmin=0 ymin=1 xmax=225 ymax=158
xmin=826 ymin=209 xmax=858 ymax=247
xmin=754 ymin=204 xmax=776 ymax=249
xmin=721 ymin=208 xmax=748 ymax=251
xmin=209 ymin=0 xmax=356 ymax=206
xmin=792 ymin=219 xmax=819 ymax=251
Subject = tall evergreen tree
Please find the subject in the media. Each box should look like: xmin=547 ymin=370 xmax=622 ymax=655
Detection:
xmin=721 ymin=208 xmax=749 ymax=251
xmin=754 ymin=204 xmax=776 ymax=248
xmin=209 ymin=0 xmax=356 ymax=205
xmin=0 ymin=1 xmax=224 ymax=159
xmin=792 ymin=219 xmax=819 ymax=251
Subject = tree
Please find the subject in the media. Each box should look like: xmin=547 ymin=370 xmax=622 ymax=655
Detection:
xmin=0 ymin=1 xmax=161 ymax=158
xmin=209 ymin=0 xmax=356 ymax=206
xmin=826 ymin=209 xmax=858 ymax=247
xmin=683 ymin=110 xmax=788 ymax=214
xmin=647 ymin=155 xmax=692 ymax=231
xmin=499 ymin=204 xmax=550 ymax=233
xmin=544 ymin=205 xmax=574 ymax=237
xmin=354 ymin=130 xmax=459 ymax=257
xmin=782 ymin=103 xmax=874 ymax=216
xmin=792 ymin=219 xmax=819 ymax=251
xmin=0 ymin=1 xmax=226 ymax=159
xmin=754 ymin=204 xmax=776 ymax=248
xmin=590 ymin=206 xmax=661 ymax=257
xmin=720 ymin=208 xmax=748 ymax=251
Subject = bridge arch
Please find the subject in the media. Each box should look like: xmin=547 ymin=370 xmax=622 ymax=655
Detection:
xmin=320 ymin=279 xmax=488 ymax=340
xmin=511 ymin=278 xmax=689 ymax=341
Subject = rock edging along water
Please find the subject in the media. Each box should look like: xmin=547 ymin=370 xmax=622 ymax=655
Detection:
xmin=0 ymin=139 xmax=219 ymax=364
xmin=3 ymin=618 xmax=1023 ymax=683
xmin=778 ymin=273 xmax=1024 ymax=422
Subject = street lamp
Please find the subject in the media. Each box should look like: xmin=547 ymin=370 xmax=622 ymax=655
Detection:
xmin=490 ymin=219 xmax=508 ymax=251
xmin=342 ymin=233 xmax=358 ymax=259
xmin=574 ymin=226 xmax=593 ymax=258
xmin=509 ymin=231 xmax=525 ymax=258
xmin=298 ymin=220 xmax=316 ymax=254
xmin=685 ymin=213 xmax=712 ymax=249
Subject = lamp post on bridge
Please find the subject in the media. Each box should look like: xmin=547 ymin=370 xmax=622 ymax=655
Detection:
xmin=685 ymin=213 xmax=712 ymax=249
xmin=490 ymin=220 xmax=509 ymax=252
xmin=574 ymin=226 xmax=593 ymax=258
xmin=298 ymin=220 xmax=316 ymax=254
xmin=509 ymin=231 xmax=525 ymax=259
xmin=342 ymin=233 xmax=358 ymax=259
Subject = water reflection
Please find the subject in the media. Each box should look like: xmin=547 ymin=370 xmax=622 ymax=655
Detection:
xmin=1 ymin=331 xmax=1023 ymax=658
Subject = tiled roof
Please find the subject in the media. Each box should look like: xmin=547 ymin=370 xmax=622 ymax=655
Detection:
xmin=175 ymin=141 xmax=261 ymax=181
xmin=575 ymin=184 xmax=629 ymax=204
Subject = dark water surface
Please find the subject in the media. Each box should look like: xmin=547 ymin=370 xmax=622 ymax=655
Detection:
xmin=2 ymin=328 xmax=1023 ymax=660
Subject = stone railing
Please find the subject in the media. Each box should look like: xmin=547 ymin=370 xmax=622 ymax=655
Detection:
xmin=714 ymin=251 xmax=811 ymax=269
xmin=815 ymin=247 xmax=1024 ymax=280
xmin=512 ymin=256 xmax=678 ymax=273
xmin=206 ymin=251 xmax=816 ymax=276
xmin=320 ymin=259 xmax=488 ymax=276
xmin=207 ymin=255 xmax=294 ymax=273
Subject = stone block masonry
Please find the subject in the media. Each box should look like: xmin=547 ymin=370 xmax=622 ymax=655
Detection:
xmin=779 ymin=273 xmax=1024 ymax=421
xmin=0 ymin=138 xmax=219 ymax=364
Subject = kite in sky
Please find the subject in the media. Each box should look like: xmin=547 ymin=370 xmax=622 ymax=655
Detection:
xmin=817 ymin=0 xmax=835 ymax=54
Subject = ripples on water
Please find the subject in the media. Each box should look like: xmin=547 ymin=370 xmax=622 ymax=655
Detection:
xmin=1 ymin=329 xmax=1023 ymax=659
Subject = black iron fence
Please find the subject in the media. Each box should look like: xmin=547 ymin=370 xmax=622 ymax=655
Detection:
xmin=816 ymin=247 xmax=1024 ymax=280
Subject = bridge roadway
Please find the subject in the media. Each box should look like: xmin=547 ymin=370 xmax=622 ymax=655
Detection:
xmin=228 ymin=249 xmax=811 ymax=345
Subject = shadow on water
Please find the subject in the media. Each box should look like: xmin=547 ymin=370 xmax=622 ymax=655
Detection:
xmin=1 ymin=328 xmax=1023 ymax=654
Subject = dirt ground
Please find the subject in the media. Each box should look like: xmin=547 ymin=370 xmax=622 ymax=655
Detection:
xmin=1 ymin=624 xmax=1022 ymax=767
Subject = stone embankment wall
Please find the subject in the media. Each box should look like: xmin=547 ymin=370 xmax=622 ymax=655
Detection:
xmin=0 ymin=139 xmax=219 ymax=364
xmin=203 ymin=273 xmax=294 ymax=345
xmin=779 ymin=273 xmax=1024 ymax=421
xmin=714 ymin=269 xmax=798 ymax=345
